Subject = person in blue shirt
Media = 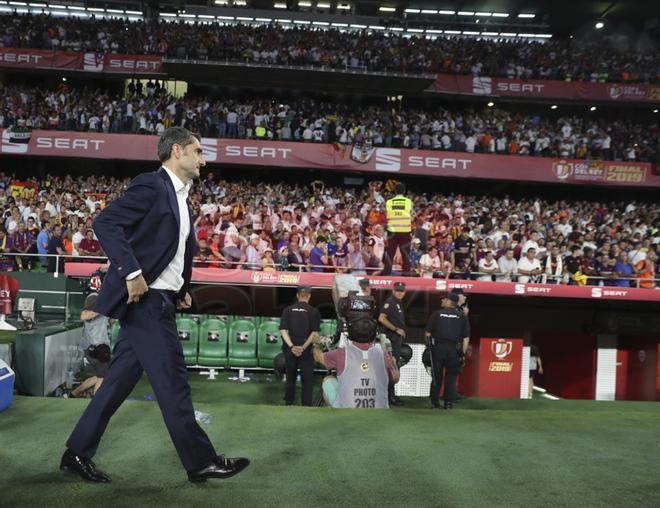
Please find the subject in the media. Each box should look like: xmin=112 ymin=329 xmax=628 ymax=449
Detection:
xmin=36 ymin=220 xmax=51 ymax=269
xmin=309 ymin=237 xmax=327 ymax=272
xmin=613 ymin=252 xmax=634 ymax=287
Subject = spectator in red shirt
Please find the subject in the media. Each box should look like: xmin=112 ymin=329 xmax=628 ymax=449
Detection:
xmin=78 ymin=229 xmax=102 ymax=261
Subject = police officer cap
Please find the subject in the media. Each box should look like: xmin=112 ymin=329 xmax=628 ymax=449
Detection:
xmin=450 ymin=288 xmax=464 ymax=295
xmin=297 ymin=285 xmax=312 ymax=294
xmin=358 ymin=278 xmax=370 ymax=288
xmin=446 ymin=292 xmax=460 ymax=304
xmin=393 ymin=282 xmax=406 ymax=291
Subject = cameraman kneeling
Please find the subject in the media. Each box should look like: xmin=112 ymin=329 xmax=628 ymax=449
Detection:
xmin=312 ymin=318 xmax=399 ymax=408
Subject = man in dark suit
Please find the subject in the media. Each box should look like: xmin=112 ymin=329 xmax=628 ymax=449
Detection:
xmin=60 ymin=127 xmax=250 ymax=483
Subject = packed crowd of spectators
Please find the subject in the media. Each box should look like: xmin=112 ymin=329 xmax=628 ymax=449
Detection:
xmin=1 ymin=13 xmax=659 ymax=82
xmin=1 ymin=172 xmax=658 ymax=288
xmin=2 ymin=83 xmax=658 ymax=162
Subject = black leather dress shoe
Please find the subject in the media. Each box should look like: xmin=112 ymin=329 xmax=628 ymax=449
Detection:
xmin=60 ymin=449 xmax=111 ymax=483
xmin=444 ymin=402 xmax=454 ymax=410
xmin=389 ymin=397 xmax=404 ymax=406
xmin=188 ymin=455 xmax=250 ymax=483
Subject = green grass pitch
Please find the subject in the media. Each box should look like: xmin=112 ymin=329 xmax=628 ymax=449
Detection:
xmin=1 ymin=373 xmax=658 ymax=508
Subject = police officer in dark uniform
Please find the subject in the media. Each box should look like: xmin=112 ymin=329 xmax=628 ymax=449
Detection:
xmin=450 ymin=288 xmax=470 ymax=401
xmin=279 ymin=286 xmax=321 ymax=406
xmin=378 ymin=281 xmax=406 ymax=406
xmin=425 ymin=293 xmax=470 ymax=409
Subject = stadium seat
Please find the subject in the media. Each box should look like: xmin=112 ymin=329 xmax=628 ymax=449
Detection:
xmin=197 ymin=318 xmax=228 ymax=367
xmin=110 ymin=321 xmax=120 ymax=349
xmin=228 ymin=319 xmax=258 ymax=368
xmin=257 ymin=319 xmax=282 ymax=368
xmin=234 ymin=316 xmax=260 ymax=326
xmin=319 ymin=319 xmax=337 ymax=339
xmin=176 ymin=317 xmax=199 ymax=366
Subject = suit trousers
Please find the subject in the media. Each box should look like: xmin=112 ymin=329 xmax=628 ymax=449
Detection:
xmin=66 ymin=289 xmax=216 ymax=472
xmin=284 ymin=349 xmax=315 ymax=406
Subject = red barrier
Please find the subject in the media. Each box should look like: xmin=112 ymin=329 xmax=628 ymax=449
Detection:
xmin=1 ymin=131 xmax=658 ymax=188
xmin=0 ymin=48 xmax=164 ymax=74
xmin=0 ymin=48 xmax=82 ymax=70
xmin=64 ymin=263 xmax=660 ymax=302
xmin=476 ymin=338 xmax=523 ymax=398
xmin=0 ymin=275 xmax=19 ymax=315
xmin=430 ymin=74 xmax=660 ymax=103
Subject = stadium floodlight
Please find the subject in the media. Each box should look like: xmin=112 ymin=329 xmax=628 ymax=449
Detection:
xmin=126 ymin=10 xmax=142 ymax=15
xmin=369 ymin=25 xmax=386 ymax=30
xmin=299 ymin=1 xmax=312 ymax=7
xmin=9 ymin=1 xmax=27 ymax=5
xmin=481 ymin=31 xmax=499 ymax=36
xmin=653 ymin=109 xmax=658 ymax=113
xmin=551 ymin=105 xmax=558 ymax=109
xmin=317 ymin=2 xmax=331 ymax=8
xmin=276 ymin=18 xmax=292 ymax=22
xmin=236 ymin=16 xmax=253 ymax=20
xmin=457 ymin=11 xmax=475 ymax=16
xmin=421 ymin=9 xmax=437 ymax=14
xmin=217 ymin=15 xmax=235 ymax=19
xmin=161 ymin=13 xmax=176 ymax=17
xmin=28 ymin=2 xmax=47 ymax=6
xmin=379 ymin=6 xmax=396 ymax=12
xmin=293 ymin=19 xmax=310 ymax=24
xmin=475 ymin=12 xmax=492 ymax=16
xmin=595 ymin=21 xmax=604 ymax=29
xmin=350 ymin=23 xmax=367 ymax=28
xmin=426 ymin=29 xmax=443 ymax=34
xmin=214 ymin=0 xmax=228 ymax=4
xmin=106 ymin=8 xmax=124 ymax=13
xmin=537 ymin=34 xmax=553 ymax=38
xmin=312 ymin=20 xmax=329 ymax=25
xmin=444 ymin=29 xmax=460 ymax=34
xmin=463 ymin=31 xmax=480 ymax=35
xmin=438 ymin=10 xmax=455 ymax=15
xmin=590 ymin=106 xmax=597 ymax=111
xmin=87 ymin=7 xmax=104 ymax=12
xmin=487 ymin=101 xmax=494 ymax=107
xmin=336 ymin=3 xmax=351 ymax=9
xmin=404 ymin=8 xmax=420 ymax=14
xmin=407 ymin=28 xmax=424 ymax=32
xmin=518 ymin=13 xmax=535 ymax=18
xmin=199 ymin=14 xmax=216 ymax=19
xmin=179 ymin=13 xmax=195 ymax=18
xmin=62 ymin=77 xmax=67 ymax=81
xmin=499 ymin=32 xmax=517 ymax=37
xmin=67 ymin=5 xmax=85 ymax=10
xmin=389 ymin=26 xmax=404 ymax=31
xmin=234 ymin=0 xmax=247 ymax=5
xmin=331 ymin=22 xmax=348 ymax=26
xmin=492 ymin=12 xmax=509 ymax=17
xmin=274 ymin=2 xmax=287 ymax=8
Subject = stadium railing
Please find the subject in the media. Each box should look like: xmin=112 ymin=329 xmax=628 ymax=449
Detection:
xmin=1 ymin=252 xmax=656 ymax=288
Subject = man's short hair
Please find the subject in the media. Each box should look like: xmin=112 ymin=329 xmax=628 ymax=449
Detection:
xmin=297 ymin=285 xmax=312 ymax=296
xmin=394 ymin=183 xmax=405 ymax=195
xmin=157 ymin=127 xmax=198 ymax=163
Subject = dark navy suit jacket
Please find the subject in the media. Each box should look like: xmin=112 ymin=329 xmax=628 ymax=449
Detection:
xmin=93 ymin=168 xmax=196 ymax=319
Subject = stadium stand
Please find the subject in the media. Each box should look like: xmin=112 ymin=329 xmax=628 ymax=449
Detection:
xmin=0 ymin=14 xmax=658 ymax=82
xmin=1 ymin=172 xmax=658 ymax=287
xmin=1 ymin=84 xmax=657 ymax=161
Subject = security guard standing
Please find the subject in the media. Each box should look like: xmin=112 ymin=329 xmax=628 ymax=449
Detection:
xmin=384 ymin=183 xmax=413 ymax=275
xmin=279 ymin=286 xmax=321 ymax=406
xmin=378 ymin=281 xmax=407 ymax=406
xmin=425 ymin=293 xmax=470 ymax=409
xmin=450 ymin=288 xmax=470 ymax=401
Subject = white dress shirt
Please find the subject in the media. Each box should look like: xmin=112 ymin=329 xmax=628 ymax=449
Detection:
xmin=127 ymin=166 xmax=190 ymax=292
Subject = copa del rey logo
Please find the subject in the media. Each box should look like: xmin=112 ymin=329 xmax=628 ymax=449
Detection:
xmin=491 ymin=339 xmax=513 ymax=359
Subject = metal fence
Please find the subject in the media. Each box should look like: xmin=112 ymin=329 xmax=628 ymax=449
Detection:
xmin=1 ymin=252 xmax=657 ymax=288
